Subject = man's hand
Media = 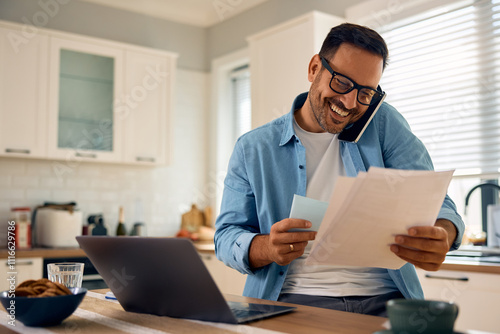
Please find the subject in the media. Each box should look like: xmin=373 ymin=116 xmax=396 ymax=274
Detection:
xmin=249 ymin=219 xmax=317 ymax=268
xmin=390 ymin=219 xmax=457 ymax=271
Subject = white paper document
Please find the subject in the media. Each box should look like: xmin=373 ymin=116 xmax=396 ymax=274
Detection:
xmin=304 ymin=167 xmax=454 ymax=269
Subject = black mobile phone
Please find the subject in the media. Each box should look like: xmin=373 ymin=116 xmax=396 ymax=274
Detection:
xmin=338 ymin=88 xmax=386 ymax=143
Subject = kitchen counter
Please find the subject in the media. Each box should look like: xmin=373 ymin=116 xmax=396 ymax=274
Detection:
xmin=0 ymin=247 xmax=86 ymax=259
xmin=441 ymin=257 xmax=500 ymax=274
xmin=3 ymin=242 xmax=499 ymax=274
xmin=0 ymin=240 xmax=216 ymax=259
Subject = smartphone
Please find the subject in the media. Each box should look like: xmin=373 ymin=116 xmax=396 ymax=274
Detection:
xmin=338 ymin=88 xmax=386 ymax=143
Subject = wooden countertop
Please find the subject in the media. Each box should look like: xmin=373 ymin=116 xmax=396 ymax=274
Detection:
xmin=0 ymin=247 xmax=87 ymax=259
xmin=0 ymin=289 xmax=388 ymax=334
xmin=441 ymin=259 xmax=500 ymax=274
xmin=0 ymin=240 xmax=216 ymax=259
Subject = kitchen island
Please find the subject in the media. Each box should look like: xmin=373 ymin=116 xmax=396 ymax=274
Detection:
xmin=0 ymin=289 xmax=388 ymax=334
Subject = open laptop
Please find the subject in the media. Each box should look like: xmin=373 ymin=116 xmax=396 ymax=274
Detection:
xmin=76 ymin=236 xmax=295 ymax=324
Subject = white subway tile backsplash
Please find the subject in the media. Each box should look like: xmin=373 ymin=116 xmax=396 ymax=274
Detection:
xmin=100 ymin=191 xmax=118 ymax=202
xmin=26 ymin=189 xmax=52 ymax=201
xmin=0 ymin=189 xmax=24 ymax=201
xmin=90 ymin=178 xmax=114 ymax=189
xmin=0 ymin=202 xmax=10 ymax=212
xmin=77 ymin=190 xmax=100 ymax=202
xmin=25 ymin=162 xmax=54 ymax=176
xmin=0 ymin=175 xmax=11 ymax=187
xmin=12 ymin=176 xmax=39 ymax=188
xmin=51 ymin=190 xmax=77 ymax=202
xmin=76 ymin=165 xmax=101 ymax=177
xmin=0 ymin=159 xmax=26 ymax=175
xmin=39 ymin=177 xmax=65 ymax=188
xmin=65 ymin=177 xmax=90 ymax=189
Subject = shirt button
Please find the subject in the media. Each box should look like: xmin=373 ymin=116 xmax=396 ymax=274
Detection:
xmin=279 ymin=271 xmax=284 ymax=276
xmin=299 ymin=165 xmax=304 ymax=169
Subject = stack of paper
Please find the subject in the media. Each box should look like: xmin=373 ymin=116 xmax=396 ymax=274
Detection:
xmin=296 ymin=167 xmax=453 ymax=269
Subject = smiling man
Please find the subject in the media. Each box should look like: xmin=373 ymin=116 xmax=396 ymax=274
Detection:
xmin=214 ymin=23 xmax=464 ymax=317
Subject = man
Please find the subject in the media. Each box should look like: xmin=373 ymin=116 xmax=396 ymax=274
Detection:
xmin=214 ymin=23 xmax=464 ymax=316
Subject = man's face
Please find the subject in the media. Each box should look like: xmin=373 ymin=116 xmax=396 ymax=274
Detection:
xmin=302 ymin=43 xmax=384 ymax=134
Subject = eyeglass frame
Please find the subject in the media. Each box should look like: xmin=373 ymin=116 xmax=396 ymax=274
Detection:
xmin=319 ymin=55 xmax=385 ymax=106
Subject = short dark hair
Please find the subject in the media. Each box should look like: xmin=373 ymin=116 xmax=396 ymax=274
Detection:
xmin=319 ymin=23 xmax=389 ymax=69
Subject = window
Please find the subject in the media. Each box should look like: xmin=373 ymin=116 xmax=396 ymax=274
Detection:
xmin=378 ymin=0 xmax=500 ymax=239
xmin=380 ymin=0 xmax=500 ymax=177
xmin=230 ymin=65 xmax=251 ymax=143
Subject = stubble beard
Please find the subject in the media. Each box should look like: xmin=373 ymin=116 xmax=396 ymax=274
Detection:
xmin=309 ymin=88 xmax=359 ymax=134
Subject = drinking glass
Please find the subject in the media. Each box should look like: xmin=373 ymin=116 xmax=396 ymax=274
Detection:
xmin=47 ymin=263 xmax=84 ymax=288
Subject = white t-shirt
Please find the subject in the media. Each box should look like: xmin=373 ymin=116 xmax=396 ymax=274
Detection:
xmin=280 ymin=118 xmax=398 ymax=297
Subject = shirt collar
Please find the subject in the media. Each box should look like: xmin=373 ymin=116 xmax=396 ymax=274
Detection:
xmin=279 ymin=92 xmax=308 ymax=146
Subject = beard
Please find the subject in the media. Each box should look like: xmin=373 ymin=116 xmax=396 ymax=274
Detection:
xmin=308 ymin=82 xmax=362 ymax=134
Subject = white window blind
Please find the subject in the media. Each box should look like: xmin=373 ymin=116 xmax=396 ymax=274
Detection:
xmin=380 ymin=0 xmax=500 ymax=177
xmin=230 ymin=65 xmax=251 ymax=141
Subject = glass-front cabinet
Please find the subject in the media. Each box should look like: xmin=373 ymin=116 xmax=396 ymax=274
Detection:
xmin=1 ymin=19 xmax=177 ymax=165
xmin=48 ymin=37 xmax=124 ymax=162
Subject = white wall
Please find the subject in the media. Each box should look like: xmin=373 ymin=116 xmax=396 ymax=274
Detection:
xmin=0 ymin=69 xmax=209 ymax=246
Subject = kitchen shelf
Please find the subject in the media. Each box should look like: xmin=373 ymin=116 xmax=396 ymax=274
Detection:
xmin=60 ymin=73 xmax=113 ymax=85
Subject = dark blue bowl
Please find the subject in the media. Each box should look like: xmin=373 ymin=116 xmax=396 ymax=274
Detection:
xmin=0 ymin=287 xmax=87 ymax=327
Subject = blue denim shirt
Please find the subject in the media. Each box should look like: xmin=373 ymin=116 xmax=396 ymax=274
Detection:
xmin=214 ymin=92 xmax=465 ymax=301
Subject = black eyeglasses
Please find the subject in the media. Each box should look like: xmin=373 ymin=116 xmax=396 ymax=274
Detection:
xmin=320 ymin=55 xmax=384 ymax=106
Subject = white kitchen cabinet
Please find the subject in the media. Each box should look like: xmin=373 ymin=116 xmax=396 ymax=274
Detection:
xmin=0 ymin=257 xmax=43 ymax=292
xmin=416 ymin=268 xmax=500 ymax=332
xmin=0 ymin=19 xmax=177 ymax=166
xmin=0 ymin=25 xmax=48 ymax=158
xmin=199 ymin=253 xmax=246 ymax=296
xmin=47 ymin=36 xmax=124 ymax=163
xmin=122 ymin=49 xmax=176 ymax=165
xmin=247 ymin=11 xmax=343 ymax=129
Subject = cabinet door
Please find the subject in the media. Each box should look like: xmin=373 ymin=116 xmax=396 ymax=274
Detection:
xmin=199 ymin=253 xmax=246 ymax=296
xmin=0 ymin=257 xmax=43 ymax=291
xmin=0 ymin=26 xmax=48 ymax=158
xmin=47 ymin=37 xmax=124 ymax=163
xmin=122 ymin=50 xmax=173 ymax=165
xmin=416 ymin=269 xmax=500 ymax=332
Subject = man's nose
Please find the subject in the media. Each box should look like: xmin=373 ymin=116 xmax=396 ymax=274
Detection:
xmin=340 ymin=89 xmax=358 ymax=110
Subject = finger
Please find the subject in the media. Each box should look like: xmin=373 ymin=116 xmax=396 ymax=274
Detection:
xmin=392 ymin=250 xmax=442 ymax=271
xmin=406 ymin=226 xmax=448 ymax=240
xmin=274 ymin=242 xmax=309 ymax=266
xmin=272 ymin=231 xmax=317 ymax=245
xmin=390 ymin=244 xmax=446 ymax=267
xmin=393 ymin=235 xmax=449 ymax=254
xmin=272 ymin=219 xmax=312 ymax=233
xmin=283 ymin=241 xmax=308 ymax=254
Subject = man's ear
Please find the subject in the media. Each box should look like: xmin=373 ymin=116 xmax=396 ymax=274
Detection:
xmin=308 ymin=54 xmax=322 ymax=83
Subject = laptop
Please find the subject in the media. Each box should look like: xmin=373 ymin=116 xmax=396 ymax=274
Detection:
xmin=76 ymin=236 xmax=296 ymax=324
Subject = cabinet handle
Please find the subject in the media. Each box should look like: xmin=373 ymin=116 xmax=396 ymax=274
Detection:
xmin=5 ymin=260 xmax=33 ymax=266
xmin=425 ymin=274 xmax=469 ymax=281
xmin=75 ymin=152 xmax=97 ymax=158
xmin=136 ymin=156 xmax=155 ymax=163
xmin=5 ymin=148 xmax=30 ymax=154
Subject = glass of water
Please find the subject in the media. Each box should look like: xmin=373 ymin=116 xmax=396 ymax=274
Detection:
xmin=47 ymin=263 xmax=84 ymax=288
